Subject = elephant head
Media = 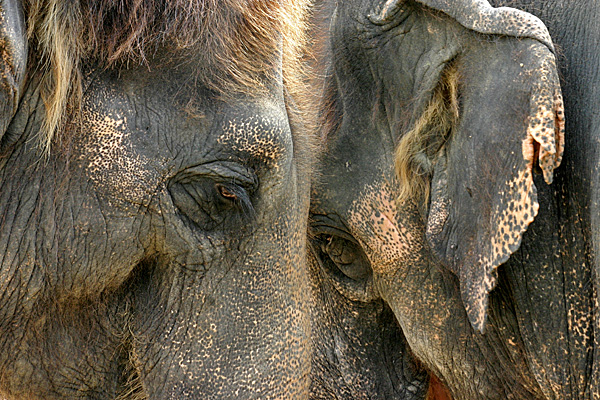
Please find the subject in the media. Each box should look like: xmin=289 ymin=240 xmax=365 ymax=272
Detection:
xmin=0 ymin=1 xmax=315 ymax=398
xmin=310 ymin=0 xmax=568 ymax=398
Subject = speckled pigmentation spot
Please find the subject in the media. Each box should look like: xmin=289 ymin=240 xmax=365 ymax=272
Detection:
xmin=526 ymin=48 xmax=565 ymax=183
xmin=347 ymin=181 xmax=422 ymax=275
xmin=425 ymin=43 xmax=565 ymax=332
xmin=462 ymin=167 xmax=539 ymax=329
xmin=461 ymin=53 xmax=563 ymax=332
xmin=77 ymin=88 xmax=163 ymax=207
xmin=218 ymin=116 xmax=291 ymax=164
xmin=480 ymin=46 xmax=564 ymax=272
xmin=426 ymin=196 xmax=449 ymax=239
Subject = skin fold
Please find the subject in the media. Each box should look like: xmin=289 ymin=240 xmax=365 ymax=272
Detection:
xmin=0 ymin=1 xmax=316 ymax=399
xmin=308 ymin=0 xmax=598 ymax=398
xmin=306 ymin=3 xmax=432 ymax=398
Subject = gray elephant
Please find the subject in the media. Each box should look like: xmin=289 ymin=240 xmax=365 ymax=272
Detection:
xmin=0 ymin=0 xmax=317 ymax=398
xmin=308 ymin=0 xmax=599 ymax=398
xmin=306 ymin=4 xmax=432 ymax=399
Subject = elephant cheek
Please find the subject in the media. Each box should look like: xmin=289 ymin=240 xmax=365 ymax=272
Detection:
xmin=346 ymin=181 xmax=424 ymax=275
xmin=129 ymin=222 xmax=312 ymax=398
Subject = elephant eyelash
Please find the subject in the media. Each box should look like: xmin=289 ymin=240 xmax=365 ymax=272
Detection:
xmin=214 ymin=182 xmax=256 ymax=219
xmin=168 ymin=179 xmax=256 ymax=232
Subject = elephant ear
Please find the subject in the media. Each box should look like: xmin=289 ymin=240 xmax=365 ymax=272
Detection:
xmin=374 ymin=0 xmax=554 ymax=53
xmin=378 ymin=0 xmax=563 ymax=333
xmin=425 ymin=41 xmax=564 ymax=333
xmin=0 ymin=0 xmax=27 ymax=143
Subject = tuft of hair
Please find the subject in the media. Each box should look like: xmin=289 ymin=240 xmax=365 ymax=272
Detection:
xmin=24 ymin=0 xmax=313 ymax=153
xmin=115 ymin=360 xmax=145 ymax=400
xmin=394 ymin=63 xmax=460 ymax=207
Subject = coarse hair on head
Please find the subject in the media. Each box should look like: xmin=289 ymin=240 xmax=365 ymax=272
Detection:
xmin=394 ymin=62 xmax=460 ymax=208
xmin=24 ymin=0 xmax=313 ymax=153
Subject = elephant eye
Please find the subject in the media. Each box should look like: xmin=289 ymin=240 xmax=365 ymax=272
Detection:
xmin=368 ymin=0 xmax=411 ymax=29
xmin=216 ymin=183 xmax=237 ymax=202
xmin=311 ymin=231 xmax=378 ymax=302
xmin=169 ymin=178 xmax=255 ymax=231
xmin=318 ymin=234 xmax=370 ymax=281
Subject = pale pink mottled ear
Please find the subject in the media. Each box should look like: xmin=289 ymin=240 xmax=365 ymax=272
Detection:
xmin=0 ymin=0 xmax=27 ymax=140
xmin=425 ymin=41 xmax=564 ymax=333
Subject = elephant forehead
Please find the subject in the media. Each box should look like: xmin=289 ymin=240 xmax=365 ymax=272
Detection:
xmin=217 ymin=114 xmax=292 ymax=164
xmin=347 ymin=181 xmax=423 ymax=274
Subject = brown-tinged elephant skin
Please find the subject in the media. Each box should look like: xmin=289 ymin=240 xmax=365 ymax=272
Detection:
xmin=309 ymin=0 xmax=598 ymax=398
xmin=0 ymin=1 xmax=316 ymax=399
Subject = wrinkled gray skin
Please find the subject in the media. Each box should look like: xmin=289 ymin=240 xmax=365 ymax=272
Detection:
xmin=308 ymin=249 xmax=431 ymax=400
xmin=0 ymin=1 xmax=313 ymax=399
xmin=309 ymin=0 xmax=599 ymax=399
xmin=490 ymin=0 xmax=600 ymax=391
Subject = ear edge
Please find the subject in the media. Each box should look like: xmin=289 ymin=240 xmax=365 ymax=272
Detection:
xmin=373 ymin=0 xmax=555 ymax=54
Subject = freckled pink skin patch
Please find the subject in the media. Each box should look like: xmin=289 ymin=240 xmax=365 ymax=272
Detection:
xmin=217 ymin=115 xmax=292 ymax=166
xmin=78 ymin=109 xmax=164 ymax=206
xmin=347 ymin=180 xmax=422 ymax=275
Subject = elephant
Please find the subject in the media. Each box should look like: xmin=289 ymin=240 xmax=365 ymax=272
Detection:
xmin=306 ymin=3 xmax=432 ymax=399
xmin=490 ymin=0 xmax=600 ymax=391
xmin=0 ymin=0 xmax=317 ymax=398
xmin=308 ymin=0 xmax=600 ymax=398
